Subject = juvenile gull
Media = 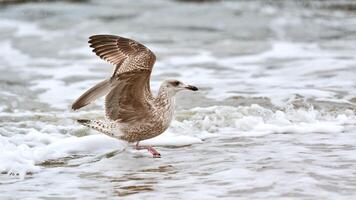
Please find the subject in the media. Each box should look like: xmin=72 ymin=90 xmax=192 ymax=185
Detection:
xmin=72 ymin=35 xmax=198 ymax=158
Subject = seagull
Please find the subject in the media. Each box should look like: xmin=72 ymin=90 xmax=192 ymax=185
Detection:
xmin=72 ymin=35 xmax=198 ymax=158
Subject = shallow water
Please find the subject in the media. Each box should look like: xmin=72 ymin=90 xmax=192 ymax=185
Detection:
xmin=0 ymin=0 xmax=356 ymax=199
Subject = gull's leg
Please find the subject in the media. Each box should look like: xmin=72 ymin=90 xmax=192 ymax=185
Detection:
xmin=135 ymin=142 xmax=161 ymax=158
xmin=147 ymin=147 xmax=161 ymax=158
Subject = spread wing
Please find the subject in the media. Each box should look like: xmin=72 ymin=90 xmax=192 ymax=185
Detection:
xmin=89 ymin=35 xmax=156 ymax=75
xmin=71 ymin=35 xmax=156 ymax=111
xmin=105 ymin=69 xmax=153 ymax=122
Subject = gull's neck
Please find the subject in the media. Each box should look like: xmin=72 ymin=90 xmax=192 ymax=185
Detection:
xmin=155 ymin=87 xmax=176 ymax=108
xmin=154 ymin=86 xmax=176 ymax=129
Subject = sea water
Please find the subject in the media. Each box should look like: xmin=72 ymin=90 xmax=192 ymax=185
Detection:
xmin=0 ymin=0 xmax=355 ymax=199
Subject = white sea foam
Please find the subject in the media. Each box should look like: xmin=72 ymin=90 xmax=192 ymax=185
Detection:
xmin=0 ymin=132 xmax=124 ymax=179
xmin=1 ymin=104 xmax=353 ymax=178
xmin=0 ymin=19 xmax=48 ymax=37
xmin=0 ymin=41 xmax=31 ymax=68
xmin=173 ymin=104 xmax=353 ymax=136
xmin=141 ymin=131 xmax=203 ymax=147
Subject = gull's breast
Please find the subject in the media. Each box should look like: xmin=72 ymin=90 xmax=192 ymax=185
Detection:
xmin=119 ymin=102 xmax=175 ymax=142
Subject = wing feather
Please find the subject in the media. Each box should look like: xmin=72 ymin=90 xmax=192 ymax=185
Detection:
xmin=72 ymin=35 xmax=156 ymax=114
xmin=71 ymin=79 xmax=118 ymax=110
xmin=105 ymin=69 xmax=152 ymax=122
xmin=88 ymin=34 xmax=156 ymax=73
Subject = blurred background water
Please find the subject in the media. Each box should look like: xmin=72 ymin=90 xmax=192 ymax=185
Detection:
xmin=0 ymin=0 xmax=355 ymax=199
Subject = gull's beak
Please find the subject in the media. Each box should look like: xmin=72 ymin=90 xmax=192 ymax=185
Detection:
xmin=185 ymin=85 xmax=198 ymax=91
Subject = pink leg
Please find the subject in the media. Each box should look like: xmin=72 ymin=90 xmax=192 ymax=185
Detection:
xmin=135 ymin=142 xmax=161 ymax=158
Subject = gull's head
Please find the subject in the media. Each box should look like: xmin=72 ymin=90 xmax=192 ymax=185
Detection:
xmin=160 ymin=79 xmax=198 ymax=96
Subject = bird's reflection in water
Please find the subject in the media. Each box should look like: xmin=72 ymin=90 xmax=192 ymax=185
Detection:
xmin=114 ymin=185 xmax=154 ymax=197
xmin=111 ymin=165 xmax=175 ymax=197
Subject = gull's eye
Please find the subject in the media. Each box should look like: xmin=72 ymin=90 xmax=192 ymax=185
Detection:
xmin=172 ymin=81 xmax=180 ymax=86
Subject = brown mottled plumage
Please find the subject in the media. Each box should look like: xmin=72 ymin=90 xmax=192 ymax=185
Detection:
xmin=71 ymin=35 xmax=198 ymax=158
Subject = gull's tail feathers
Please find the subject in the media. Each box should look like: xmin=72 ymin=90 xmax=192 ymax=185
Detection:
xmin=77 ymin=119 xmax=121 ymax=138
xmin=72 ymin=79 xmax=117 ymax=110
